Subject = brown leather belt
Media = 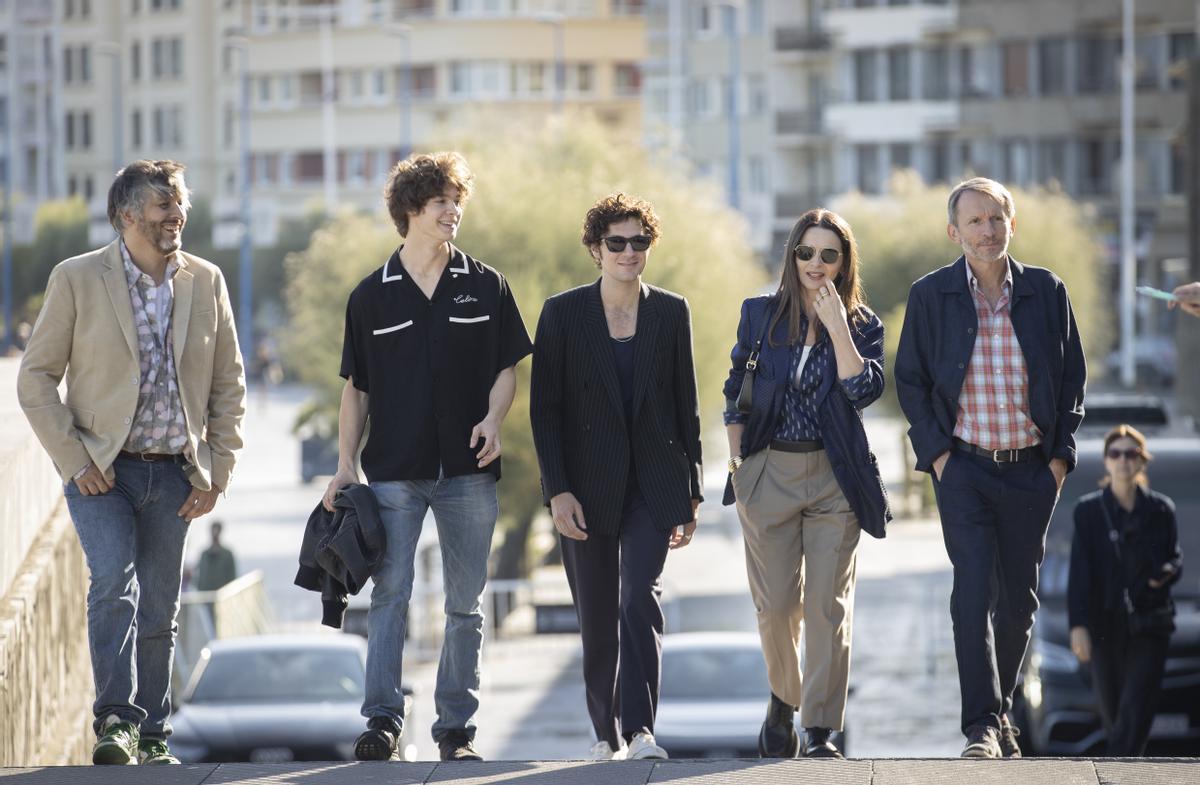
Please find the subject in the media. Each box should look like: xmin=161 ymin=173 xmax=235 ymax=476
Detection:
xmin=953 ymin=438 xmax=1040 ymax=463
xmin=118 ymin=450 xmax=183 ymax=463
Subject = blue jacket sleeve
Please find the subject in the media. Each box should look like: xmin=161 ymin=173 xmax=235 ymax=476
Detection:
xmin=894 ymin=283 xmax=954 ymax=472
xmin=838 ymin=310 xmax=885 ymax=409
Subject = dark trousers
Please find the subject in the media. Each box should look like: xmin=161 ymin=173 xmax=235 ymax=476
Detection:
xmin=932 ymin=450 xmax=1059 ymax=733
xmin=1090 ymin=610 xmax=1170 ymax=756
xmin=560 ymin=495 xmax=672 ymax=750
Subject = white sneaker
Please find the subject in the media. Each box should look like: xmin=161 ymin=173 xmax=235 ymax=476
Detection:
xmin=587 ymin=740 xmax=627 ymax=761
xmin=626 ymin=732 xmax=668 ymax=760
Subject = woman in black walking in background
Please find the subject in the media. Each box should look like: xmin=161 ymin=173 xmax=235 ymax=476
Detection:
xmin=1068 ymin=424 xmax=1182 ymax=756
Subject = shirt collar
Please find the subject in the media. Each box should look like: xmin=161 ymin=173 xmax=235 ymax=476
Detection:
xmin=382 ymin=244 xmax=470 ymax=284
xmin=965 ymin=257 xmax=1013 ymax=294
xmin=120 ymin=239 xmax=178 ymax=289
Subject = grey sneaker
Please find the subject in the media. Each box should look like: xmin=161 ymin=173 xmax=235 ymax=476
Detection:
xmin=93 ymin=714 xmax=139 ymax=765
xmin=998 ymin=715 xmax=1022 ymax=758
xmin=137 ymin=738 xmax=180 ymax=765
xmin=961 ymin=724 xmax=1001 ymax=759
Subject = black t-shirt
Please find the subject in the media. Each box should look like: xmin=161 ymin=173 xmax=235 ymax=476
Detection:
xmin=339 ymin=245 xmax=533 ymax=482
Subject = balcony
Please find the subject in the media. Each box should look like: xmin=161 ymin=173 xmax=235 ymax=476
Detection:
xmin=823 ymin=1 xmax=958 ymax=49
xmin=774 ymin=26 xmax=832 ymax=53
xmin=775 ymin=191 xmax=823 ymax=218
xmin=774 ymin=110 xmax=824 ymax=145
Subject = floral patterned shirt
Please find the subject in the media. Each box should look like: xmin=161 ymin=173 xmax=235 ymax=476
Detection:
xmin=120 ymin=241 xmax=188 ymax=455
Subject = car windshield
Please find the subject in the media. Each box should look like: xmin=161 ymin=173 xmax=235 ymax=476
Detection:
xmin=188 ymin=648 xmax=365 ymax=704
xmin=660 ymin=647 xmax=767 ymax=701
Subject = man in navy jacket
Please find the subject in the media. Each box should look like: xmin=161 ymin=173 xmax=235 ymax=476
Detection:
xmin=895 ymin=178 xmax=1086 ymax=758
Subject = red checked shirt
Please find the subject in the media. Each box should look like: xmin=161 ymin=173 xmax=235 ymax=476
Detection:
xmin=953 ymin=262 xmax=1043 ymax=451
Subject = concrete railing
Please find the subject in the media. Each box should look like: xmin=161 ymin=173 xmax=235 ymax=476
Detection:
xmin=0 ymin=359 xmax=94 ymax=766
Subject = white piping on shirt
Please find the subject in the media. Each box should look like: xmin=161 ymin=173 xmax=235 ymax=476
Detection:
xmin=373 ymin=320 xmax=414 ymax=335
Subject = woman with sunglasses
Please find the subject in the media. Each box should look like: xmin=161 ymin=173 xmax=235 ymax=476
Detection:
xmin=1067 ymin=425 xmax=1182 ymax=756
xmin=530 ymin=193 xmax=702 ymax=761
xmin=722 ymin=208 xmax=890 ymax=759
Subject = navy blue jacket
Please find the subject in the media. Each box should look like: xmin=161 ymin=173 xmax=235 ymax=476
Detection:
xmin=721 ymin=295 xmax=892 ymax=539
xmin=894 ymin=256 xmax=1086 ymax=473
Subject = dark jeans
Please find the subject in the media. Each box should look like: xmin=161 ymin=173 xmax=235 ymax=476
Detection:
xmin=932 ymin=449 xmax=1059 ymax=733
xmin=560 ymin=495 xmax=671 ymax=750
xmin=63 ymin=455 xmax=193 ymax=740
xmin=1090 ymin=609 xmax=1170 ymax=756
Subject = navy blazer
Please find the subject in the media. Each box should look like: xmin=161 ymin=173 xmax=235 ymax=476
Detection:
xmin=894 ymin=256 xmax=1087 ymax=473
xmin=721 ymin=295 xmax=892 ymax=539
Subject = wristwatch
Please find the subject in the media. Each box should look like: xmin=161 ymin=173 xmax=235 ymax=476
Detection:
xmin=728 ymin=456 xmax=743 ymax=473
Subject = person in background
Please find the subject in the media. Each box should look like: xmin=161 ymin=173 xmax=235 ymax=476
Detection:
xmin=530 ymin=193 xmax=702 ymax=761
xmin=1068 ymin=424 xmax=1182 ymax=756
xmin=194 ymin=520 xmax=238 ymax=591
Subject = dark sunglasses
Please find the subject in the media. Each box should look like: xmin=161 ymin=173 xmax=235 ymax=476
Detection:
xmin=1106 ymin=448 xmax=1143 ymax=460
xmin=602 ymin=235 xmax=652 ymax=253
xmin=795 ymin=244 xmax=841 ymax=265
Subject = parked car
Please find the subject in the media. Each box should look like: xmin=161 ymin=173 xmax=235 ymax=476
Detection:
xmin=1011 ymin=394 xmax=1200 ymax=755
xmin=654 ymin=632 xmax=846 ymax=758
xmin=169 ymin=634 xmax=417 ymax=763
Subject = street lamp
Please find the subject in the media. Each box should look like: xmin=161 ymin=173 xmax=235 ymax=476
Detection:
xmin=1118 ymin=0 xmax=1136 ymax=387
xmin=536 ymin=12 xmax=566 ymax=113
xmin=385 ymin=24 xmax=413 ymax=159
xmin=225 ymin=35 xmax=254 ymax=356
xmin=713 ymin=0 xmax=743 ymax=211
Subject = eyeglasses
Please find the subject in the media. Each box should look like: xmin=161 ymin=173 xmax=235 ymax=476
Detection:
xmin=1106 ymin=448 xmax=1143 ymax=461
xmin=602 ymin=235 xmax=652 ymax=253
xmin=795 ymin=244 xmax=842 ymax=265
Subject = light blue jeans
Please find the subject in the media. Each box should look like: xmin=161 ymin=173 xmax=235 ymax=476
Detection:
xmin=63 ymin=455 xmax=192 ymax=740
xmin=364 ymin=473 xmax=498 ymax=742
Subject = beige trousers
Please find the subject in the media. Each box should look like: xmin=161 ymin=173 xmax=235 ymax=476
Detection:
xmin=733 ymin=446 xmax=861 ymax=730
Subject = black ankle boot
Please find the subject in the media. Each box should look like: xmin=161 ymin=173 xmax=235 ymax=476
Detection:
xmin=757 ymin=693 xmax=799 ymax=758
xmin=803 ymin=726 xmax=843 ymax=759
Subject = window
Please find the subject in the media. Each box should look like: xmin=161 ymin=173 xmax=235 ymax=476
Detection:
xmin=152 ymin=39 xmax=164 ymax=79
xmin=923 ymin=46 xmax=950 ymax=99
xmin=131 ymin=108 xmax=142 ymax=148
xmin=372 ymin=68 xmax=387 ymax=99
xmin=0 ymin=35 xmax=7 ymax=76
xmin=890 ymin=143 xmax=912 ymax=173
xmin=81 ymin=111 xmax=92 ymax=149
xmin=1036 ymin=138 xmax=1068 ymax=189
xmin=169 ymin=37 xmax=183 ymax=79
xmin=1001 ymin=41 xmax=1029 ymax=97
xmin=887 ymin=47 xmax=910 ymax=100
xmin=346 ymin=150 xmax=367 ymax=184
xmin=409 ymin=66 xmax=435 ymax=99
xmin=929 ymin=139 xmax=951 ymax=183
xmin=748 ymin=155 xmax=767 ymax=193
xmin=959 ymin=44 xmax=988 ymax=97
xmin=747 ymin=73 xmax=767 ymax=114
xmin=1000 ymin=138 xmax=1030 ymax=185
xmin=223 ymin=103 xmax=234 ymax=147
xmin=687 ymin=78 xmax=711 ymax=116
xmin=853 ymin=50 xmax=877 ymax=102
xmin=1038 ymin=37 xmax=1066 ymax=96
xmin=83 ymin=175 xmax=94 ymax=201
xmin=130 ymin=41 xmax=141 ymax=81
xmin=153 ymin=107 xmax=165 ymax=146
xmin=1079 ymin=137 xmax=1112 ymax=195
xmin=80 ymin=45 xmax=91 ymax=82
xmin=279 ymin=74 xmax=295 ymax=104
xmin=615 ymin=63 xmax=641 ymax=96
xmin=65 ymin=0 xmax=75 ymax=18
xmin=68 ymin=175 xmax=77 ymax=195
xmin=1169 ymin=137 xmax=1186 ymax=195
xmin=63 ymin=46 xmax=74 ymax=83
xmin=1077 ymin=34 xmax=1117 ymax=93
xmin=1168 ymin=33 xmax=1196 ymax=89
xmin=258 ymin=75 xmax=272 ymax=105
xmin=81 ymin=0 xmax=91 ymax=16
xmin=856 ymin=144 xmax=880 ymax=194
xmin=568 ymin=63 xmax=593 ymax=95
xmin=65 ymin=112 xmax=75 ymax=149
xmin=296 ymin=152 xmax=324 ymax=182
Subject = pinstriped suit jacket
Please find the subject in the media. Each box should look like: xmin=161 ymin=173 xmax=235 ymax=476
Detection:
xmin=530 ymin=279 xmax=703 ymax=536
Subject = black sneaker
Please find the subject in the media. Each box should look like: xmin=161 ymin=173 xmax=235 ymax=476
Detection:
xmin=998 ymin=715 xmax=1022 ymax=758
xmin=757 ymin=693 xmax=799 ymax=758
xmin=438 ymin=730 xmax=483 ymax=761
xmin=803 ymin=727 xmax=844 ymax=759
xmin=355 ymin=716 xmax=400 ymax=761
xmin=961 ymin=724 xmax=1001 ymax=759
xmin=93 ymin=714 xmax=139 ymax=765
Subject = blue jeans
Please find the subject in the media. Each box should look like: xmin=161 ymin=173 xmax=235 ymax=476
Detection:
xmin=64 ymin=455 xmax=193 ymax=740
xmin=364 ymin=473 xmax=498 ymax=742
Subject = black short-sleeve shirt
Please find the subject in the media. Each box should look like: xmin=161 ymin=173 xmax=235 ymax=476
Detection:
xmin=339 ymin=245 xmax=533 ymax=482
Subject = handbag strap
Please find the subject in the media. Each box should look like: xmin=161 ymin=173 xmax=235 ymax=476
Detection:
xmin=1097 ymin=494 xmax=1136 ymax=613
xmin=745 ymin=297 xmax=775 ymax=371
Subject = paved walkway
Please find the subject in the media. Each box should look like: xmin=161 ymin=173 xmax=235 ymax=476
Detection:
xmin=2 ymin=759 xmax=1197 ymax=784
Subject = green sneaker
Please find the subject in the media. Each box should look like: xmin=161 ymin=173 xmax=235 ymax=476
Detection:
xmin=93 ymin=714 xmax=139 ymax=765
xmin=137 ymin=738 xmax=181 ymax=765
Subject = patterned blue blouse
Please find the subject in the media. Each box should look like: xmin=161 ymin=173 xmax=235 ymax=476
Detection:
xmin=724 ymin=315 xmax=874 ymax=441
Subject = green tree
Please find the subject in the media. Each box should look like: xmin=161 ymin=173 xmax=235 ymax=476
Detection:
xmin=13 ymin=197 xmax=90 ymax=309
xmin=834 ymin=172 xmax=1108 ymax=411
xmin=283 ymin=116 xmax=767 ymax=579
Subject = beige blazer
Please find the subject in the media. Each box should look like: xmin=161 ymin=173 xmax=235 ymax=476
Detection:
xmin=17 ymin=240 xmax=246 ymax=490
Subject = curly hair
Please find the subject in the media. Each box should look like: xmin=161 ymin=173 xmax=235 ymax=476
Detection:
xmin=383 ymin=152 xmax=475 ymax=236
xmin=580 ymin=193 xmax=662 ymax=267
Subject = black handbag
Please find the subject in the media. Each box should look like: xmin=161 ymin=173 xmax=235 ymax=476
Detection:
xmin=735 ymin=300 xmax=774 ymax=414
xmin=1098 ymin=498 xmax=1176 ymax=637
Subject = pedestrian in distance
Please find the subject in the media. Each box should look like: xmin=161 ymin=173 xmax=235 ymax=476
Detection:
xmin=323 ymin=152 xmax=532 ymax=762
xmin=1068 ymin=425 xmax=1182 ymax=756
xmin=17 ymin=159 xmax=247 ymax=766
xmin=894 ymin=177 xmax=1087 ymax=758
xmin=530 ymin=193 xmax=703 ymax=761
xmin=194 ymin=519 xmax=238 ymax=591
xmin=722 ymin=208 xmax=891 ymax=760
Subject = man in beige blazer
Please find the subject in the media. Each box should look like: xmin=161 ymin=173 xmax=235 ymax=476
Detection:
xmin=17 ymin=160 xmax=245 ymax=766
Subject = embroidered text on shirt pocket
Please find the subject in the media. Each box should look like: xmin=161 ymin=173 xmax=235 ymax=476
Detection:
xmin=449 ymin=315 xmax=490 ymax=324
xmin=373 ymin=320 xmax=414 ymax=335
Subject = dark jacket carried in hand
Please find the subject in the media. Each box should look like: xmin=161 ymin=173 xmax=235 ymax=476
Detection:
xmin=721 ymin=295 xmax=892 ymax=539
xmin=1068 ymin=487 xmax=1182 ymax=631
xmin=295 ymin=483 xmax=386 ymax=629
xmin=894 ymin=256 xmax=1087 ymax=473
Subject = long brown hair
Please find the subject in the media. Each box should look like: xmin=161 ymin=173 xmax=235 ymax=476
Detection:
xmin=1100 ymin=424 xmax=1153 ymax=488
xmin=768 ymin=208 xmax=869 ymax=347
